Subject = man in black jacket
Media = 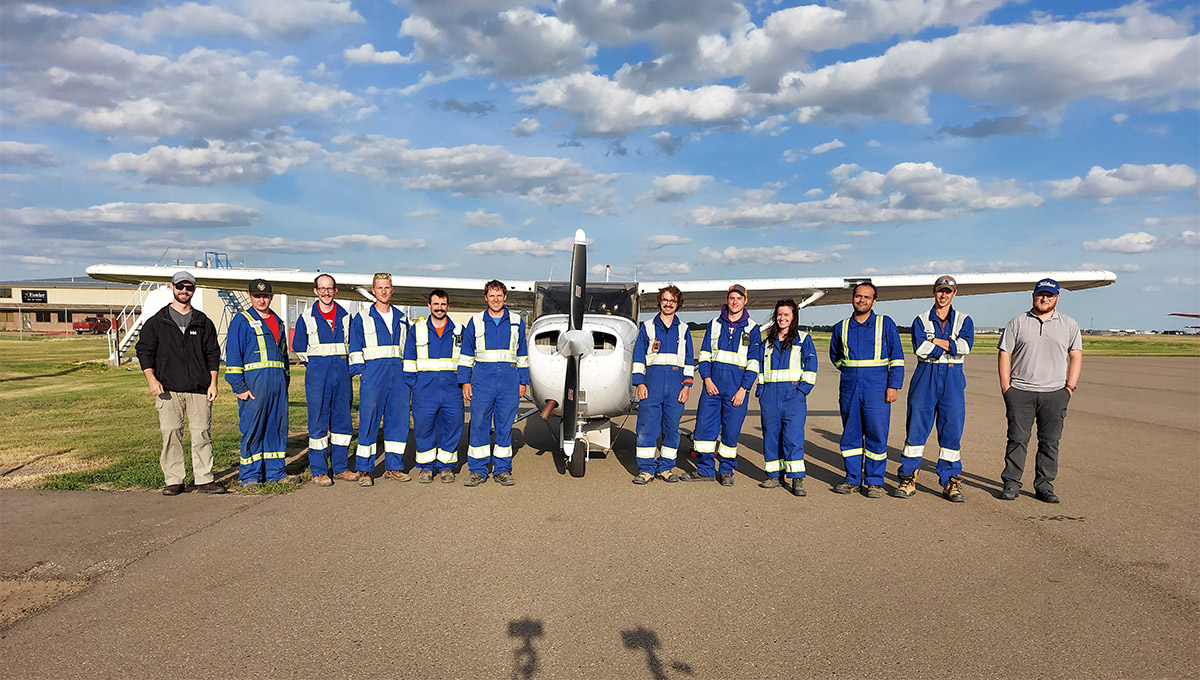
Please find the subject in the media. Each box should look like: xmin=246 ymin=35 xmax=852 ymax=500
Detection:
xmin=135 ymin=271 xmax=225 ymax=495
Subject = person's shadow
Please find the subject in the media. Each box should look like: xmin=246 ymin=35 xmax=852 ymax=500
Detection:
xmin=621 ymin=626 xmax=694 ymax=680
xmin=508 ymin=618 xmax=544 ymax=680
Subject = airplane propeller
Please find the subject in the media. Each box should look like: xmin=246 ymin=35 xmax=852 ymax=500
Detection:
xmin=556 ymin=228 xmax=589 ymax=477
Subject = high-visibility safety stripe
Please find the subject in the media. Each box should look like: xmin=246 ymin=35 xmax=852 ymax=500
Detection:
xmin=938 ymin=448 xmax=962 ymax=463
xmin=636 ymin=447 xmax=656 ymax=459
xmin=471 ymin=311 xmax=520 ymax=363
xmin=357 ymin=308 xmax=405 ymax=363
xmin=309 ymin=435 xmax=330 ymax=450
xmin=914 ymin=311 xmax=969 ymax=364
xmin=660 ymin=448 xmax=677 ymax=460
xmin=240 ymin=453 xmax=261 ymax=465
xmin=383 ymin=440 xmax=405 ymax=454
xmin=643 ymin=320 xmax=687 ymax=369
xmin=784 ymin=459 xmax=806 ymax=473
xmin=244 ymin=360 xmax=285 ymax=370
xmin=436 ymin=449 xmax=458 ymax=464
xmin=363 ymin=346 xmax=402 ymax=360
xmin=356 ymin=443 xmax=376 ymax=458
xmin=836 ymin=317 xmax=892 ymax=368
xmin=299 ymin=307 xmax=350 ymax=359
xmin=415 ymin=449 xmax=437 ymax=464
xmin=717 ymin=443 xmax=737 ymax=459
xmin=305 ymin=344 xmax=348 ymax=356
xmin=467 ymin=445 xmax=490 ymax=459
xmin=705 ymin=318 xmax=758 ymax=368
xmin=841 ymin=448 xmax=863 ymax=458
xmin=759 ymin=334 xmax=815 ymax=385
xmin=494 ymin=446 xmax=513 ymax=459
xmin=226 ymin=366 xmax=244 ymax=374
xmin=693 ymin=440 xmax=717 ymax=454
xmin=241 ymin=451 xmax=285 ymax=466
xmin=863 ymin=450 xmax=887 ymax=461
xmin=237 ymin=311 xmax=285 ymax=372
xmin=632 ymin=361 xmax=646 ymax=375
xmin=413 ymin=321 xmax=461 ymax=371
xmin=902 ymin=445 xmax=924 ymax=458
xmin=349 ymin=352 xmax=364 ymax=366
xmin=330 ymin=433 xmax=352 ymax=446
xmin=764 ymin=459 xmax=783 ymax=473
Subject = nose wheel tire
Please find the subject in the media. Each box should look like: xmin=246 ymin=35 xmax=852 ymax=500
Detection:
xmin=568 ymin=438 xmax=587 ymax=478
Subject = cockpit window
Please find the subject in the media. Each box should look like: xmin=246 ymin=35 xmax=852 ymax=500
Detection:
xmin=534 ymin=282 xmax=637 ymax=321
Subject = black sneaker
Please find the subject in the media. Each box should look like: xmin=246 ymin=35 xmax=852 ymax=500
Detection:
xmin=1035 ymin=489 xmax=1060 ymax=504
xmin=463 ymin=472 xmax=487 ymax=487
xmin=718 ymin=473 xmax=734 ymax=487
xmin=678 ymin=471 xmax=714 ymax=482
xmin=832 ymin=481 xmax=855 ymax=494
xmin=790 ymin=478 xmax=806 ymax=497
xmin=1000 ymin=486 xmax=1019 ymax=501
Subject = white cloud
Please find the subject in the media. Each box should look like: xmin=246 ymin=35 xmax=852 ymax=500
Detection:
xmin=14 ymin=255 xmax=62 ymax=265
xmin=1167 ymin=277 xmax=1199 ymax=286
xmin=812 ymin=138 xmax=845 ymax=154
xmin=405 ymin=262 xmax=460 ymax=272
xmin=638 ymin=174 xmax=712 ymax=203
xmin=98 ymin=0 xmax=364 ymax=41
xmin=242 ymin=0 xmax=364 ymax=38
xmin=1081 ymin=230 xmax=1200 ymax=253
xmin=466 ymin=237 xmax=576 ymax=258
xmin=96 ymin=132 xmax=322 ymax=185
xmin=0 ymin=141 xmax=59 ymax=167
xmin=328 ymin=134 xmax=616 ymax=206
xmin=637 ymin=261 xmax=692 ymax=276
xmin=866 ymin=139 xmax=882 ymax=147
xmin=319 ymin=260 xmax=345 ymax=267
xmin=698 ymin=245 xmax=832 ymax=265
xmin=1142 ymin=285 xmax=1161 ymax=292
xmin=344 ymin=43 xmax=411 ymax=65
xmin=2 ymin=202 xmax=260 ymax=228
xmin=322 ymin=234 xmax=425 ymax=249
xmin=650 ymin=131 xmax=683 ymax=155
xmin=1051 ymin=164 xmax=1198 ymax=202
xmin=464 ymin=210 xmax=506 ymax=228
xmin=1113 ymin=113 xmax=1130 ymax=124
xmin=405 ymin=209 xmax=439 ymax=218
xmin=557 ymin=0 xmax=744 ymax=48
xmin=644 ymin=234 xmax=694 ymax=250
xmin=847 ymin=230 xmax=874 ymax=237
xmin=511 ymin=117 xmax=541 ymax=137
xmin=752 ymin=115 xmax=790 ymax=136
xmin=1080 ymin=263 xmax=1143 ymax=272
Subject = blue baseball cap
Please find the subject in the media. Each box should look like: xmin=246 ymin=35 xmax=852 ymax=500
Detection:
xmin=1034 ymin=278 xmax=1060 ymax=295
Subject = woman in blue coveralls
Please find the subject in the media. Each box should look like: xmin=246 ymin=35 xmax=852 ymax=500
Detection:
xmin=756 ymin=299 xmax=818 ymax=497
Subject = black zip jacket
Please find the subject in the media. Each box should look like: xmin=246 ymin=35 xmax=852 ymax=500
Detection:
xmin=135 ymin=306 xmax=221 ymax=394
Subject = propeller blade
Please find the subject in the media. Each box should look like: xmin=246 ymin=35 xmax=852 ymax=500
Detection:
xmin=568 ymin=228 xmax=586 ymax=332
xmin=562 ymin=355 xmax=579 ymax=446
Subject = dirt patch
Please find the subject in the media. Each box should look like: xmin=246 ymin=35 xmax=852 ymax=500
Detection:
xmin=0 ymin=455 xmax=113 ymax=490
xmin=0 ymin=578 xmax=90 ymax=629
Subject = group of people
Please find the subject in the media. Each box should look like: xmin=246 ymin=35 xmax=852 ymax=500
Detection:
xmin=137 ymin=271 xmax=1081 ymax=503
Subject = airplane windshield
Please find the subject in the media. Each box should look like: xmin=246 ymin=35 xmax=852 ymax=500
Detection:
xmin=534 ymin=282 xmax=637 ymax=321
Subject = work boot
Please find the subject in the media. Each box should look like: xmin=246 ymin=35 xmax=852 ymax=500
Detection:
xmin=943 ymin=477 xmax=965 ymax=503
xmin=632 ymin=472 xmax=654 ymax=485
xmin=418 ymin=470 xmax=434 ymax=484
xmin=718 ymin=473 xmax=734 ymax=487
xmin=161 ymin=484 xmax=185 ymax=496
xmin=893 ymin=473 xmax=917 ymax=498
xmin=383 ymin=470 xmax=411 ymax=483
xmin=495 ymin=472 xmax=515 ymax=487
xmin=1035 ymin=488 xmax=1060 ymax=504
xmin=656 ymin=470 xmax=680 ymax=483
xmin=758 ymin=477 xmax=781 ymax=489
xmin=241 ymin=481 xmax=259 ymax=490
xmin=440 ymin=471 xmax=455 ymax=484
xmin=863 ymin=485 xmax=883 ymax=499
xmin=832 ymin=481 xmax=855 ymax=494
xmin=333 ymin=470 xmax=359 ymax=482
xmin=790 ymin=478 xmax=806 ymax=497
xmin=278 ymin=475 xmax=302 ymax=485
xmin=312 ymin=475 xmax=333 ymax=488
xmin=359 ymin=473 xmax=374 ymax=487
xmin=1000 ymin=486 xmax=1019 ymax=501
xmin=678 ymin=471 xmax=714 ymax=482
xmin=463 ymin=472 xmax=487 ymax=487
xmin=195 ymin=482 xmax=228 ymax=494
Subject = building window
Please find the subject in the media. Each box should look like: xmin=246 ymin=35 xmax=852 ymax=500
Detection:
xmin=56 ymin=312 xmax=66 ymax=322
xmin=0 ymin=288 xmax=11 ymax=299
xmin=35 ymin=312 xmax=51 ymax=323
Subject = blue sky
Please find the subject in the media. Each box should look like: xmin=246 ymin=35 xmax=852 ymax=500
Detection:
xmin=1 ymin=0 xmax=1198 ymax=329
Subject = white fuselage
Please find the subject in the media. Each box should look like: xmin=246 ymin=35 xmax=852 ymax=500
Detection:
xmin=527 ymin=313 xmax=639 ymax=419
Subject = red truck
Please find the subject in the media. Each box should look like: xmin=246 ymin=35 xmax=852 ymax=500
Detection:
xmin=72 ymin=316 xmax=113 ymax=335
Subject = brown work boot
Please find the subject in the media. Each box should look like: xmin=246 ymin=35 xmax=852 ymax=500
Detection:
xmin=333 ymin=471 xmax=359 ymax=482
xmin=312 ymin=475 xmax=333 ymax=487
xmin=383 ymin=470 xmax=411 ymax=482
xmin=943 ymin=477 xmax=965 ymax=503
xmin=418 ymin=470 xmax=434 ymax=484
xmin=893 ymin=473 xmax=917 ymax=498
xmin=440 ymin=471 xmax=455 ymax=484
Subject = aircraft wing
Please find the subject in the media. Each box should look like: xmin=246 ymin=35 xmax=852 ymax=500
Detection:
xmin=638 ymin=271 xmax=1118 ymax=313
xmin=84 ymin=264 xmax=538 ymax=309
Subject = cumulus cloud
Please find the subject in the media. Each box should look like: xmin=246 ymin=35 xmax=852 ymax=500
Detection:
xmin=13 ymin=255 xmax=62 ymax=265
xmin=405 ymin=209 xmax=439 ymax=218
xmin=327 ymin=134 xmax=616 ymax=206
xmin=99 ymin=0 xmax=364 ymax=41
xmin=0 ymin=141 xmax=60 ymax=167
xmin=465 ymin=236 xmax=576 ymax=258
xmin=344 ymin=43 xmax=412 ymax=65
xmin=812 ymin=138 xmax=845 ymax=154
xmin=651 ymin=131 xmax=683 ymax=155
xmin=698 ymin=245 xmax=833 ymax=265
xmin=319 ymin=260 xmax=345 ymax=267
xmin=430 ymin=98 xmax=495 ymax=116
xmin=1051 ymin=164 xmax=1199 ymax=202
xmin=636 ymin=261 xmax=692 ymax=276
xmin=638 ymin=174 xmax=712 ymax=203
xmin=936 ymin=115 xmax=1038 ymax=138
xmin=464 ymin=210 xmax=505 ymax=227
xmin=692 ymin=162 xmax=1042 ymax=228
xmin=2 ymin=201 xmax=260 ymax=229
xmin=322 ymin=234 xmax=426 ymax=249
xmin=511 ymin=118 xmax=541 ymax=137
xmin=1082 ymin=230 xmax=1199 ymax=253
xmin=644 ymin=234 xmax=694 ymax=250
xmin=95 ymin=131 xmax=322 ymax=185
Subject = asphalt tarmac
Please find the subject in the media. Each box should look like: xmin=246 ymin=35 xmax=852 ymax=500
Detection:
xmin=1 ymin=356 xmax=1197 ymax=679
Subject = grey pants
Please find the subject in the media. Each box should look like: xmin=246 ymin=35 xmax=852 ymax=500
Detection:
xmin=155 ymin=391 xmax=214 ymax=485
xmin=1001 ymin=386 xmax=1070 ymax=493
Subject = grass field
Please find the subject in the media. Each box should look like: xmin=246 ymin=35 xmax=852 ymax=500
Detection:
xmin=1 ymin=331 xmax=1197 ymax=491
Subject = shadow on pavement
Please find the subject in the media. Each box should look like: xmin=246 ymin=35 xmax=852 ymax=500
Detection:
xmin=621 ymin=626 xmax=694 ymax=680
xmin=508 ymin=617 xmax=544 ymax=680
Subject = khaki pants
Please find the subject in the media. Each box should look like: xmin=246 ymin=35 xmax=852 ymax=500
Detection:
xmin=155 ymin=391 xmax=214 ymax=485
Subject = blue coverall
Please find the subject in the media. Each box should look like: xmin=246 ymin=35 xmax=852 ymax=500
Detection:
xmin=457 ymin=309 xmax=529 ymax=477
xmin=225 ymin=309 xmax=290 ymax=485
xmin=902 ymin=306 xmax=974 ymax=486
xmin=694 ymin=311 xmax=763 ymax=477
xmin=632 ymin=315 xmax=695 ymax=475
xmin=293 ymin=302 xmax=353 ymax=478
xmin=349 ymin=306 xmax=411 ymax=474
xmin=829 ymin=311 xmax=905 ymax=487
xmin=756 ymin=333 xmax=818 ymax=480
xmin=404 ymin=317 xmax=464 ymax=474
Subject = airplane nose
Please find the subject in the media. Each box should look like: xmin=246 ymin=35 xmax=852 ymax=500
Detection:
xmin=556 ymin=328 xmax=591 ymax=358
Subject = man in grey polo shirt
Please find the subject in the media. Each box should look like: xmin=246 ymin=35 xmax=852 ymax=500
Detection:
xmin=997 ymin=278 xmax=1083 ymax=503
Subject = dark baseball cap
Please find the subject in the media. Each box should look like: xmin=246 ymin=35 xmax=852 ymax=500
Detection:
xmin=933 ymin=275 xmax=957 ymax=292
xmin=171 ymin=271 xmax=196 ymax=285
xmin=249 ymin=279 xmax=273 ymax=295
xmin=727 ymin=283 xmax=747 ymax=298
xmin=1034 ymin=278 xmax=1060 ymax=295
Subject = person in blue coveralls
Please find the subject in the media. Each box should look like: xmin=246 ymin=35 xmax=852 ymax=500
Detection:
xmin=349 ymin=273 xmax=412 ymax=487
xmin=756 ymin=299 xmax=818 ymax=497
xmin=292 ymin=274 xmax=358 ymax=487
xmin=457 ymin=280 xmax=529 ymax=488
xmin=829 ymin=281 xmax=905 ymax=498
xmin=680 ymin=284 xmax=763 ymax=487
xmin=225 ymin=278 xmax=300 ymax=489
xmin=896 ymin=275 xmax=974 ymax=502
xmin=403 ymin=289 xmax=464 ymax=484
xmin=630 ymin=285 xmax=694 ymax=485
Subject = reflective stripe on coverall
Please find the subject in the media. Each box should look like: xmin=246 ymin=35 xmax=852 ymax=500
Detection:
xmin=293 ymin=302 xmax=352 ymax=478
xmin=756 ymin=332 xmax=818 ymax=479
xmin=632 ymin=316 xmax=695 ymax=475
xmin=694 ymin=315 xmax=763 ymax=476
xmin=349 ymin=306 xmax=411 ymax=473
xmin=403 ymin=317 xmax=464 ymax=473
xmin=456 ymin=309 xmax=529 ymax=476
xmin=225 ymin=309 xmax=289 ymax=484
xmin=902 ymin=307 xmax=974 ymax=485
xmin=829 ymin=311 xmax=904 ymax=487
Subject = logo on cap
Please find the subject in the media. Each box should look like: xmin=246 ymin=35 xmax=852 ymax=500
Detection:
xmin=256 ymin=281 xmax=266 ymax=291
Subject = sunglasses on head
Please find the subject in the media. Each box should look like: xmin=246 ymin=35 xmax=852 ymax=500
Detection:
xmin=174 ymin=282 xmax=195 ymax=291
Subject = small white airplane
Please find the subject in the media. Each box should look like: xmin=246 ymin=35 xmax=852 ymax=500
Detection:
xmin=87 ymin=229 xmax=1116 ymax=477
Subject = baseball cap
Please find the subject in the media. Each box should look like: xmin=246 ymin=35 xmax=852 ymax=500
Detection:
xmin=933 ymin=275 xmax=957 ymax=292
xmin=1034 ymin=278 xmax=1060 ymax=295
xmin=727 ymin=283 xmax=747 ymax=298
xmin=249 ymin=279 xmax=273 ymax=295
xmin=171 ymin=271 xmax=196 ymax=285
